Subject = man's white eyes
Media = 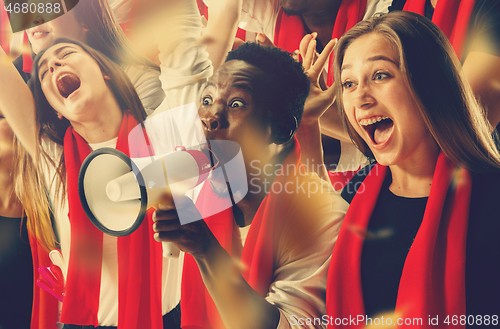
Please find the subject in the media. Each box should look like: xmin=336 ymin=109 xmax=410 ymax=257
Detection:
xmin=230 ymin=100 xmax=244 ymax=108
xmin=203 ymin=97 xmax=213 ymax=106
xmin=202 ymin=97 xmax=245 ymax=108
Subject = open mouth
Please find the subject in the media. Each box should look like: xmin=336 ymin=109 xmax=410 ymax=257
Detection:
xmin=57 ymin=73 xmax=81 ymax=98
xmin=360 ymin=116 xmax=394 ymax=145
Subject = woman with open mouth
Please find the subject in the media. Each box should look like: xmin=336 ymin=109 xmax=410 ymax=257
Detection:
xmin=14 ymin=37 xmax=169 ymax=329
xmin=327 ymin=11 xmax=500 ymax=326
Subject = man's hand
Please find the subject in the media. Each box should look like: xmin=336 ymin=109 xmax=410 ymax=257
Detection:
xmin=152 ymin=196 xmax=215 ymax=258
xmin=153 ymin=198 xmax=281 ymax=329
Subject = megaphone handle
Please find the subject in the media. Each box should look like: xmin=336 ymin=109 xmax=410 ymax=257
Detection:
xmin=162 ymin=242 xmax=180 ymax=258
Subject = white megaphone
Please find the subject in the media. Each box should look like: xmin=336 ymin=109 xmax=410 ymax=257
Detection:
xmin=78 ymin=146 xmax=215 ymax=258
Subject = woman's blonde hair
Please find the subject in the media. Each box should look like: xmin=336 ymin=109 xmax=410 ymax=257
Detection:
xmin=334 ymin=11 xmax=500 ymax=172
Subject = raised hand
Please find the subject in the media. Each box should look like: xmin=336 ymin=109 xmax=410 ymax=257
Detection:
xmin=294 ymin=34 xmax=338 ymax=181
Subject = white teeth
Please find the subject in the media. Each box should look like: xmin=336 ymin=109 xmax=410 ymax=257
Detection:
xmin=57 ymin=73 xmax=74 ymax=82
xmin=58 ymin=73 xmax=69 ymax=80
xmin=33 ymin=32 xmax=46 ymax=37
xmin=359 ymin=116 xmax=389 ymax=126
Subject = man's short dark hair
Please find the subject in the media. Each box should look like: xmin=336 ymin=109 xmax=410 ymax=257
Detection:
xmin=226 ymin=42 xmax=310 ymax=128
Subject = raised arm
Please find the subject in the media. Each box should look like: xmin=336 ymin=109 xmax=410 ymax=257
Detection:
xmin=296 ymin=36 xmax=339 ymax=181
xmin=129 ymin=0 xmax=240 ymax=72
xmin=0 ymin=47 xmax=37 ymax=157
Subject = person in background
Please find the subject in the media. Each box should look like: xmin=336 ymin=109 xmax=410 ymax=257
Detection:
xmin=389 ymin=0 xmax=500 ymax=131
xmin=15 ymin=0 xmax=165 ymax=113
xmin=0 ymin=111 xmax=32 ymax=329
xmin=0 ymin=110 xmax=55 ymax=329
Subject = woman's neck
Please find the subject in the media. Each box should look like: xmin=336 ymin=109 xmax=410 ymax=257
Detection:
xmin=389 ymin=147 xmax=440 ymax=198
xmin=70 ymin=100 xmax=124 ymax=144
xmin=0 ymin=157 xmax=23 ymax=217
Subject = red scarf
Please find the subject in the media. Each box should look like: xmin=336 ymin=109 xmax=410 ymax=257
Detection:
xmin=274 ymin=0 xmax=367 ymax=86
xmin=326 ymin=152 xmax=471 ymax=328
xmin=181 ymin=141 xmax=303 ymax=329
xmin=403 ymin=0 xmax=476 ymax=60
xmin=29 ymin=235 xmax=59 ymax=329
xmin=60 ymin=112 xmax=163 ymax=328
xmin=22 ymin=32 xmax=33 ymax=74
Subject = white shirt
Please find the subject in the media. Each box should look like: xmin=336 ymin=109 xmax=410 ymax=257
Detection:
xmin=236 ymin=173 xmax=348 ymax=329
xmin=124 ymin=65 xmax=165 ymax=115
